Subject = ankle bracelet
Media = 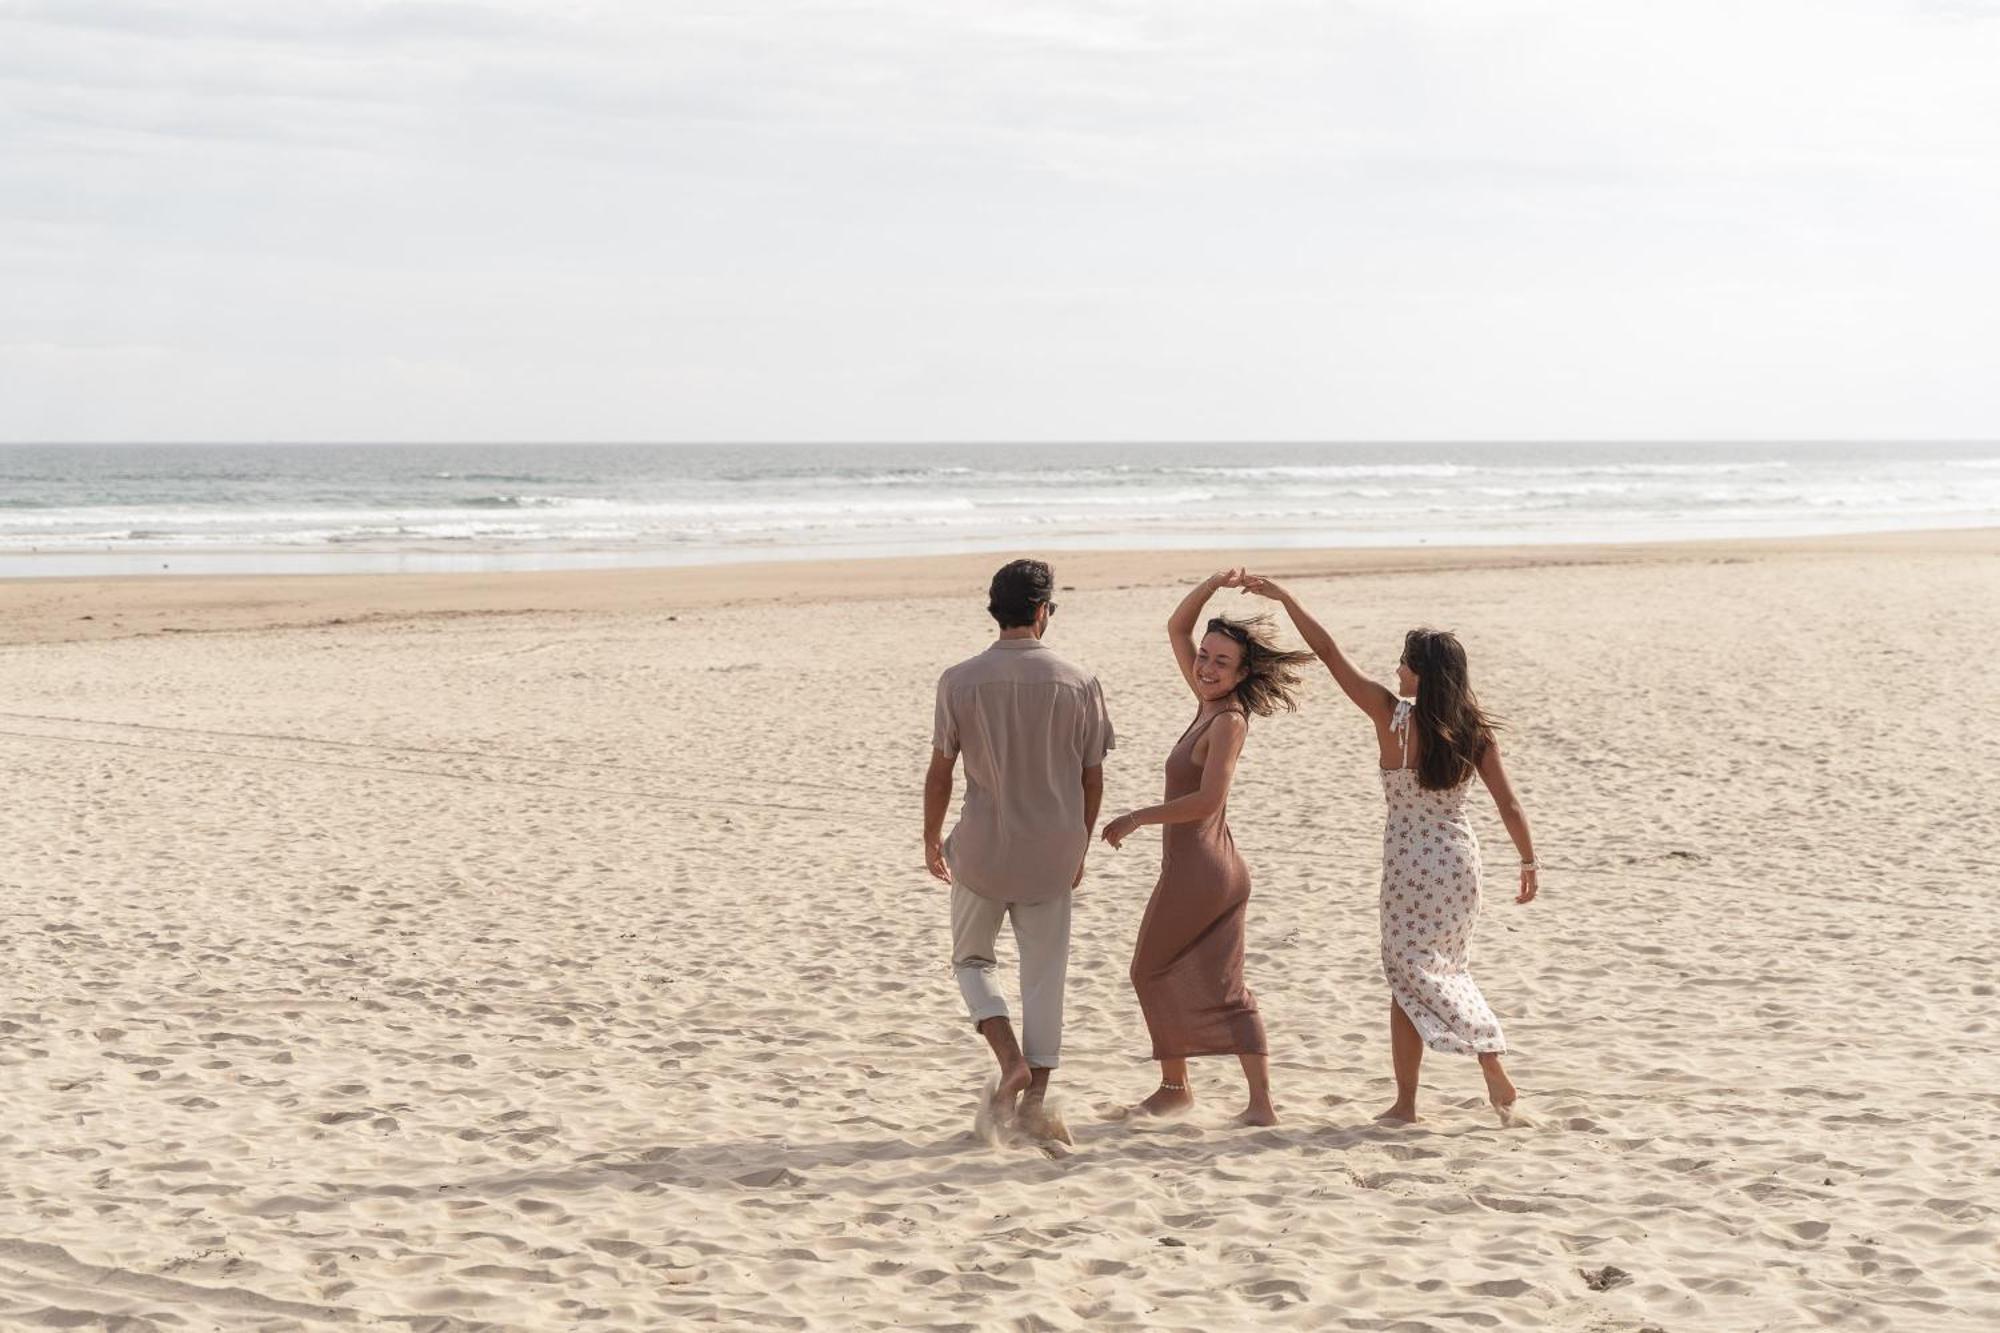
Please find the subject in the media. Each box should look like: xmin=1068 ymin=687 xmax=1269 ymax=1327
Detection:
xmin=1158 ymin=1081 xmax=1187 ymax=1092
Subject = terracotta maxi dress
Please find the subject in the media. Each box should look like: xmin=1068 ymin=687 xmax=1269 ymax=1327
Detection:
xmin=1129 ymin=709 xmax=1269 ymax=1060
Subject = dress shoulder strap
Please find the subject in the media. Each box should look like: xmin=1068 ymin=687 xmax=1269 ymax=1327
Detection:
xmin=1179 ymin=706 xmax=1248 ymax=749
xmin=1390 ymin=699 xmax=1412 ymax=769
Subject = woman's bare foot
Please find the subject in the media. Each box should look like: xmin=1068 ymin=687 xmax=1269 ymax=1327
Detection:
xmin=1234 ymin=1102 xmax=1279 ymax=1127
xmin=1477 ymin=1053 xmax=1531 ymax=1126
xmin=1375 ymin=1102 xmax=1422 ymax=1125
xmin=1132 ymin=1082 xmax=1194 ymax=1118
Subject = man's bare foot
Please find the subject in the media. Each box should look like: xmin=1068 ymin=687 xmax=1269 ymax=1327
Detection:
xmin=1018 ymin=1096 xmax=1073 ymax=1145
xmin=1234 ymin=1103 xmax=1279 ymax=1127
xmin=990 ymin=1060 xmax=1032 ymax=1122
xmin=1131 ymin=1083 xmax=1194 ymax=1118
xmin=1375 ymin=1103 xmax=1421 ymax=1125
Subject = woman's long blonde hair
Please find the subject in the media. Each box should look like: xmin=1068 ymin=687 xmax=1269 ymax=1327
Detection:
xmin=1206 ymin=614 xmax=1318 ymax=717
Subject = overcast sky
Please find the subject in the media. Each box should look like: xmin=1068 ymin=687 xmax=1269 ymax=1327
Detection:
xmin=3 ymin=0 xmax=1997 ymax=443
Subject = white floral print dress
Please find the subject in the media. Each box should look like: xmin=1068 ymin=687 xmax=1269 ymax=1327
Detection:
xmin=1380 ymin=699 xmax=1507 ymax=1056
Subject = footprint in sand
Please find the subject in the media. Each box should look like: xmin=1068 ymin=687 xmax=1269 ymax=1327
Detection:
xmin=1580 ymin=1265 xmax=1633 ymax=1291
xmin=732 ymin=1166 xmax=804 ymax=1188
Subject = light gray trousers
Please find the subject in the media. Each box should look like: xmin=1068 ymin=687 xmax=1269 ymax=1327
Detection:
xmin=950 ymin=884 xmax=1072 ymax=1069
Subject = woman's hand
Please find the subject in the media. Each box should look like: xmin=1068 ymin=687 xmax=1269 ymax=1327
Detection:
xmin=1101 ymin=813 xmax=1141 ymax=849
xmin=1240 ymin=574 xmax=1289 ymax=602
xmin=1516 ymin=863 xmax=1538 ymax=904
xmin=1209 ymin=568 xmax=1246 ymax=590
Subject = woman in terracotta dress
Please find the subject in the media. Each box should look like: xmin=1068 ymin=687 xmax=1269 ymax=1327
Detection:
xmin=1102 ymin=569 xmax=1314 ymax=1125
xmin=1244 ymin=575 xmax=1540 ymax=1126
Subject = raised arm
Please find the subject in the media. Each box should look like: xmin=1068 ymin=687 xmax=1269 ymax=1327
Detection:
xmin=1474 ymin=738 xmax=1538 ymax=904
xmin=1167 ymin=569 xmax=1243 ymax=696
xmin=1102 ymin=713 xmax=1245 ymax=848
xmin=1241 ymin=576 xmax=1395 ymax=723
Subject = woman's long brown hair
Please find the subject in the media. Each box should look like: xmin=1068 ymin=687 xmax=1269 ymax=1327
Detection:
xmin=1403 ymin=628 xmax=1500 ymax=790
xmin=1206 ymin=614 xmax=1318 ymax=717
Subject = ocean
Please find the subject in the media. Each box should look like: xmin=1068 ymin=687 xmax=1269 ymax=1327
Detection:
xmin=0 ymin=441 xmax=1993 ymax=577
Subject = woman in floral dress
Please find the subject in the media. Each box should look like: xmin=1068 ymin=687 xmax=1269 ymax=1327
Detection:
xmin=1245 ymin=576 xmax=1540 ymax=1126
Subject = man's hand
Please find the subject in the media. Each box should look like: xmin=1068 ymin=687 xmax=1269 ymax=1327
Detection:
xmin=1072 ymin=856 xmax=1087 ymax=889
xmin=923 ymin=746 xmax=956 ymax=885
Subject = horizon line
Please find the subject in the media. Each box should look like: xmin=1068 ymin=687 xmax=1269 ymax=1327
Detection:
xmin=2 ymin=438 xmax=1996 ymax=449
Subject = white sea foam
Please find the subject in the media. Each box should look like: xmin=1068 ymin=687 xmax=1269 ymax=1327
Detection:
xmin=1165 ymin=463 xmax=1470 ymax=481
xmin=0 ymin=444 xmax=1991 ymax=569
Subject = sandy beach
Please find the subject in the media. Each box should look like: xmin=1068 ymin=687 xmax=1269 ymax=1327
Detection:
xmin=2 ymin=528 xmax=1996 ymax=1331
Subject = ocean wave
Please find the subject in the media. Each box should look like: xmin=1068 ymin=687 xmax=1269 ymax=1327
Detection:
xmin=837 ymin=467 xmax=1150 ymax=488
xmin=1165 ymin=463 xmax=1468 ymax=481
xmin=809 ymin=459 xmax=1800 ymax=487
xmin=453 ymin=495 xmax=573 ymax=509
xmin=1469 ymin=483 xmax=1645 ymax=499
xmin=322 ymin=523 xmax=556 ymax=543
xmin=829 ymin=462 xmax=1470 ymax=485
xmin=1490 ymin=461 xmax=1790 ymax=478
xmin=0 ymin=496 xmax=988 ymax=531
xmin=0 ymin=446 xmax=1992 ymax=557
xmin=980 ymin=489 xmax=1219 ymax=509
xmin=824 ymin=466 xmax=979 ymax=486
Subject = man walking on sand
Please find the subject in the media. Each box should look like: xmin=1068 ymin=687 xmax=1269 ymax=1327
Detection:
xmin=925 ymin=558 xmax=1115 ymax=1139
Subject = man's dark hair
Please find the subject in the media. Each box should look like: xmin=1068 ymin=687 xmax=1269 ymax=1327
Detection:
xmin=988 ymin=559 xmax=1054 ymax=628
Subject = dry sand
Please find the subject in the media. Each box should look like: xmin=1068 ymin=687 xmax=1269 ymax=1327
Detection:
xmin=1 ymin=529 xmax=1996 ymax=1331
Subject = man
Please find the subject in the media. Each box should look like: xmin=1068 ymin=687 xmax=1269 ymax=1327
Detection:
xmin=925 ymin=558 xmax=1114 ymax=1136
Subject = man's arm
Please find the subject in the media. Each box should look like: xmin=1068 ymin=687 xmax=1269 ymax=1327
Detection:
xmin=923 ymin=748 xmax=956 ymax=883
xmin=1074 ymin=763 xmax=1104 ymax=888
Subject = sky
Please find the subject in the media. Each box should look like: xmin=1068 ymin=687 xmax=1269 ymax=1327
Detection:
xmin=2 ymin=0 xmax=1998 ymax=444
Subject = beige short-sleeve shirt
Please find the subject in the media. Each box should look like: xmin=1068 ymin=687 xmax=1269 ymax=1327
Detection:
xmin=933 ymin=638 xmax=1115 ymax=903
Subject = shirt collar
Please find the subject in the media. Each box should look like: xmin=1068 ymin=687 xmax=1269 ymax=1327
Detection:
xmin=988 ymin=637 xmax=1049 ymax=651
